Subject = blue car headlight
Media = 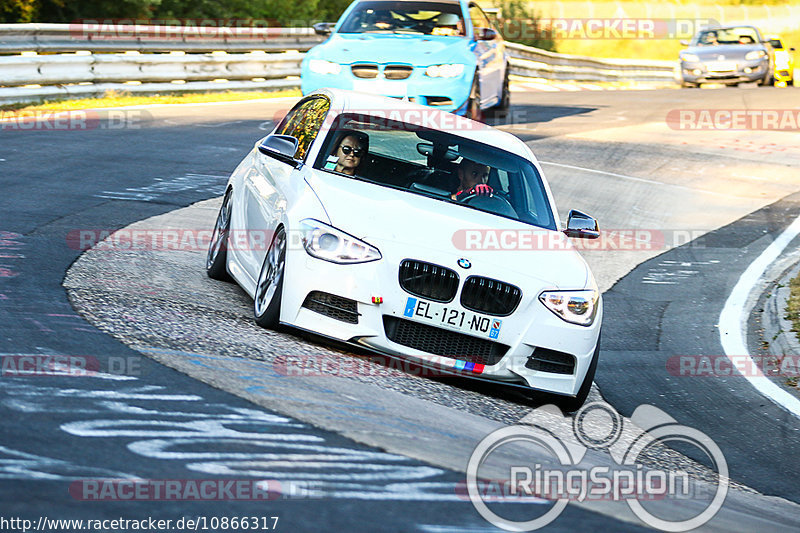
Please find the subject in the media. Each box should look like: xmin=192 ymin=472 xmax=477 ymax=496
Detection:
xmin=425 ymin=64 xmax=465 ymax=78
xmin=745 ymin=50 xmax=767 ymax=61
xmin=308 ymin=59 xmax=342 ymax=75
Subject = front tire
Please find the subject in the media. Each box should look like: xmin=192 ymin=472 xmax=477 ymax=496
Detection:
xmin=206 ymin=188 xmax=233 ymax=281
xmin=553 ymin=339 xmax=600 ymax=413
xmin=495 ymin=66 xmax=510 ymax=110
xmin=466 ymin=75 xmax=482 ymax=122
xmin=254 ymin=226 xmax=286 ymax=329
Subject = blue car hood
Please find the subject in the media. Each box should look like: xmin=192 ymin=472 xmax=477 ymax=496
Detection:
xmin=308 ymin=33 xmax=470 ymax=66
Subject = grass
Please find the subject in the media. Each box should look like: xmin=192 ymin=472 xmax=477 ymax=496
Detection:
xmin=0 ymin=88 xmax=301 ymax=113
xmin=786 ymin=271 xmax=800 ymax=343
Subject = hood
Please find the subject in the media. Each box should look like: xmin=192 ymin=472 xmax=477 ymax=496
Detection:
xmin=685 ymin=44 xmax=766 ymax=58
xmin=304 ymin=171 xmax=590 ymax=290
xmin=307 ymin=33 xmax=470 ymax=66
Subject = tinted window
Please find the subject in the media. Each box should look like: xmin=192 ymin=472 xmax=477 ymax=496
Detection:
xmin=274 ymin=96 xmax=330 ymax=160
xmin=314 ymin=114 xmax=556 ymax=230
xmin=339 ymin=1 xmax=466 ymax=36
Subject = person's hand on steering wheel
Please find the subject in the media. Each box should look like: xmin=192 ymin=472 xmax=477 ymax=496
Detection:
xmin=455 ymin=183 xmax=493 ymax=201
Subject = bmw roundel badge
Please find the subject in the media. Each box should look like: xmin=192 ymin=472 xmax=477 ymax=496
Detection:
xmin=457 ymin=258 xmax=471 ymax=269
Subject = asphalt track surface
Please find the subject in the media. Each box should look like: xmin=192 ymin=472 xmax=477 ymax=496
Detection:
xmin=2 ymin=85 xmax=800 ymax=531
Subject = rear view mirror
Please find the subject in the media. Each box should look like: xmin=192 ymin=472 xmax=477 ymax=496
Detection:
xmin=416 ymin=142 xmax=459 ymax=161
xmin=563 ymin=210 xmax=600 ymax=239
xmin=258 ymin=134 xmax=299 ymax=159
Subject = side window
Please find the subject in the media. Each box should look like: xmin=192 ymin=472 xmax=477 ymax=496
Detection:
xmin=273 ymin=96 xmax=330 ymax=161
xmin=469 ymin=4 xmax=492 ymax=31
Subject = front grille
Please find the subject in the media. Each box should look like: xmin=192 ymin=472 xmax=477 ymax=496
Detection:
xmin=525 ymin=348 xmax=575 ymax=375
xmin=460 ymin=276 xmax=522 ymax=316
xmin=398 ymin=259 xmax=459 ymax=302
xmin=351 ymin=63 xmax=379 ymax=78
xmin=383 ymin=316 xmax=508 ymax=366
xmin=302 ymin=291 xmax=359 ymax=324
xmin=779 ymin=70 xmax=790 ymax=77
xmin=384 ymin=64 xmax=413 ymax=80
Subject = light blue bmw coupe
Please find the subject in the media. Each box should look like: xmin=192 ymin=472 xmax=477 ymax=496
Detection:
xmin=301 ymin=0 xmax=509 ymax=119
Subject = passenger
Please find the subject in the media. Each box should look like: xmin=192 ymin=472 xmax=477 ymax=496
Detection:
xmin=451 ymin=158 xmax=493 ymax=201
xmin=329 ymin=131 xmax=368 ymax=176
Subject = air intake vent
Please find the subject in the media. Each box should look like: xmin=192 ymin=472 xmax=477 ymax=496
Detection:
xmin=398 ymin=259 xmax=459 ymax=302
xmin=383 ymin=316 xmax=508 ymax=366
xmin=302 ymin=291 xmax=359 ymax=324
xmin=525 ymin=348 xmax=575 ymax=375
xmin=460 ymin=276 xmax=522 ymax=316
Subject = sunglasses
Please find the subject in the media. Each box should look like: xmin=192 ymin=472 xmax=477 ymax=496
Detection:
xmin=340 ymin=145 xmax=364 ymax=157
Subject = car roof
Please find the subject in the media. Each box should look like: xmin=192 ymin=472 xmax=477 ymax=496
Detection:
xmin=312 ymin=88 xmax=534 ymax=161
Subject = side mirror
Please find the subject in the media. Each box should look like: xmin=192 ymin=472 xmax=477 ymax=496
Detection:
xmin=680 ymin=40 xmax=689 ymax=46
xmin=313 ymin=22 xmax=336 ymax=36
xmin=790 ymin=47 xmax=796 ymax=52
xmin=258 ymin=134 xmax=299 ymax=159
xmin=475 ymin=28 xmax=498 ymax=41
xmin=563 ymin=210 xmax=600 ymax=239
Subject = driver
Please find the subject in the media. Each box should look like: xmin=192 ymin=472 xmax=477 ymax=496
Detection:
xmin=451 ymin=158 xmax=493 ymax=201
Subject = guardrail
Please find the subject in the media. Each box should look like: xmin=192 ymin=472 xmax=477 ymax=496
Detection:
xmin=0 ymin=23 xmax=679 ymax=105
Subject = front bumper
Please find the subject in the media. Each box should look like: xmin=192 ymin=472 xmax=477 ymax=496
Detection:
xmin=681 ymin=59 xmax=769 ymax=84
xmin=279 ymin=247 xmax=602 ymax=398
xmin=301 ymin=65 xmax=472 ymax=115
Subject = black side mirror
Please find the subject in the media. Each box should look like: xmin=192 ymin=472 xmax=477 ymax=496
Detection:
xmin=475 ymin=28 xmax=498 ymax=41
xmin=563 ymin=210 xmax=600 ymax=239
xmin=313 ymin=22 xmax=336 ymax=36
xmin=258 ymin=134 xmax=299 ymax=160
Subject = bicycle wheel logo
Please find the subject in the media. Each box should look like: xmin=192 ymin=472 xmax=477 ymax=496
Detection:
xmin=465 ymin=402 xmax=728 ymax=532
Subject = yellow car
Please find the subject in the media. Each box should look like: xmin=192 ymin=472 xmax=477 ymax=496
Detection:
xmin=767 ymin=35 xmax=795 ymax=86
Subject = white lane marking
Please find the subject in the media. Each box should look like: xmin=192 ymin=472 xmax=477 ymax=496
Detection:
xmin=718 ymin=214 xmax=800 ymax=418
xmin=540 ymin=161 xmax=663 ymax=185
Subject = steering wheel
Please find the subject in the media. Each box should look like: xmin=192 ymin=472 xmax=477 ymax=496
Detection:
xmin=459 ymin=191 xmax=517 ymax=217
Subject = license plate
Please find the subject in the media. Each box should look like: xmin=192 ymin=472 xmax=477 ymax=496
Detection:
xmin=352 ymin=79 xmax=408 ymax=96
xmin=403 ymin=297 xmax=502 ymax=340
xmin=705 ymin=61 xmax=736 ymax=72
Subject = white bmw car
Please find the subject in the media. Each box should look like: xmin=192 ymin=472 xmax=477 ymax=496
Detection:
xmin=207 ymin=88 xmax=602 ymax=411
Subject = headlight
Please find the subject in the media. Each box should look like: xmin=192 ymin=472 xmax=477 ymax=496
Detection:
xmin=680 ymin=53 xmax=700 ymax=62
xmin=300 ymin=219 xmax=381 ymax=264
xmin=308 ymin=59 xmax=342 ymax=75
xmin=425 ymin=63 xmax=465 ymax=78
xmin=539 ymin=289 xmax=599 ymax=326
xmin=745 ymin=50 xmax=767 ymax=60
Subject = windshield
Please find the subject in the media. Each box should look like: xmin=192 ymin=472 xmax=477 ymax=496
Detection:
xmin=338 ymin=1 xmax=466 ymax=36
xmin=314 ymin=114 xmax=557 ymax=230
xmin=695 ymin=27 xmax=760 ymax=46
